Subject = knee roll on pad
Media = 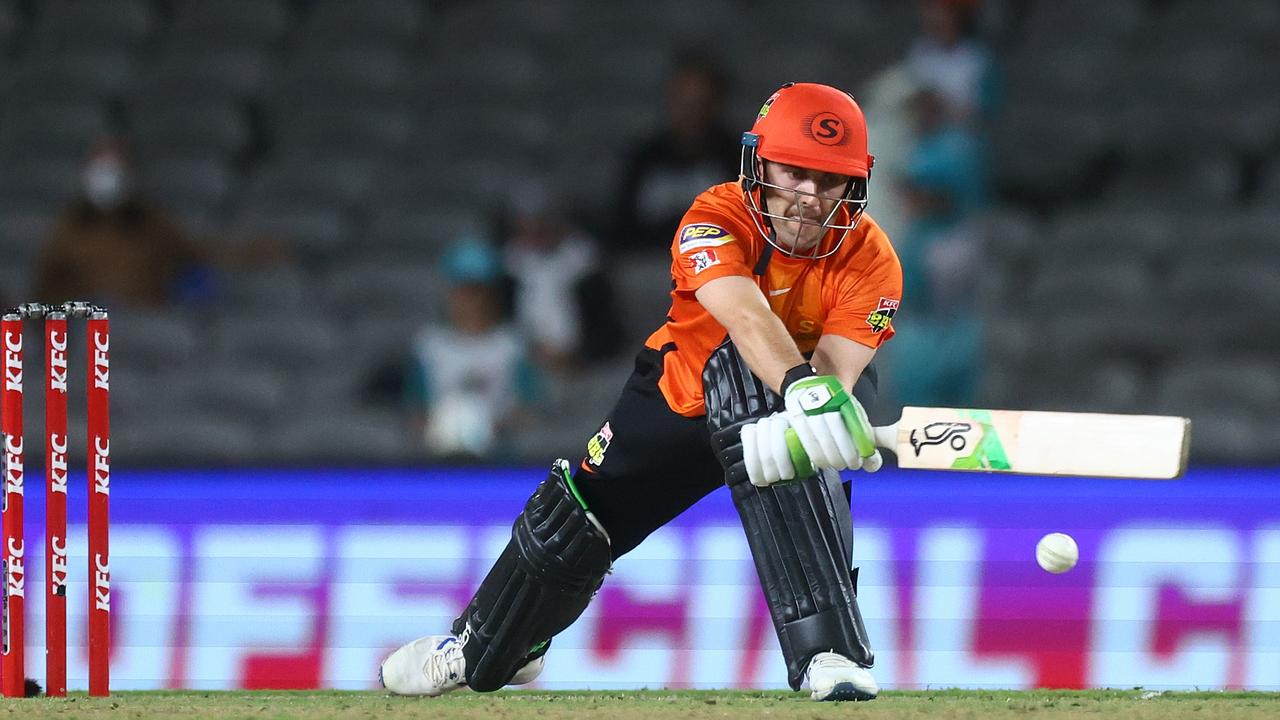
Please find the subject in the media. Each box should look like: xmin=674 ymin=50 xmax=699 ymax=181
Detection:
xmin=454 ymin=460 xmax=612 ymax=691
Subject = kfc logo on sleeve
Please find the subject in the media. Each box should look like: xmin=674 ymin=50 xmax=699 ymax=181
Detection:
xmin=866 ymin=297 xmax=899 ymax=333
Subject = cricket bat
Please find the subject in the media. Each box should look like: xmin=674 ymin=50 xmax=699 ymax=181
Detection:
xmin=872 ymin=407 xmax=1191 ymax=479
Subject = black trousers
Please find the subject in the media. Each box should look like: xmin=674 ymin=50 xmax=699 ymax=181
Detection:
xmin=571 ymin=348 xmax=726 ymax=559
xmin=571 ymin=347 xmax=874 ymax=559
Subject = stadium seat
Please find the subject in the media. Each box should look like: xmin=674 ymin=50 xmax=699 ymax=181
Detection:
xmin=28 ymin=0 xmax=153 ymax=52
xmin=114 ymin=411 xmax=264 ymax=465
xmin=609 ymin=251 xmax=673 ymax=347
xmin=0 ymin=101 xmax=109 ymax=165
xmin=1025 ymin=260 xmax=1156 ymax=317
xmin=0 ymin=0 xmax=17 ymax=50
xmin=1043 ymin=208 xmax=1178 ymax=266
xmin=420 ymin=46 xmax=551 ymax=108
xmin=1254 ymin=159 xmax=1280 ymax=209
xmin=990 ymin=105 xmax=1115 ymax=205
xmin=137 ymin=48 xmax=277 ymax=102
xmin=171 ymin=365 xmax=291 ymax=423
xmin=434 ymin=0 xmax=575 ymax=52
xmin=5 ymin=50 xmax=135 ymax=105
xmin=1155 ymin=357 xmax=1280 ymax=463
xmin=322 ymin=260 xmax=444 ymax=321
xmin=107 ymin=365 xmax=185 ymax=423
xmin=129 ymin=99 xmax=251 ymax=158
xmin=1015 ymin=0 xmax=1146 ymax=52
xmin=212 ymin=313 xmax=341 ymax=371
xmin=506 ymin=409 xmax=595 ymax=466
xmin=980 ymin=209 xmax=1041 ymax=264
xmin=1157 ymin=357 xmax=1280 ymax=417
xmin=138 ymin=154 xmax=237 ymax=215
xmin=1101 ymin=152 xmax=1241 ymax=210
xmin=1026 ymin=359 xmax=1151 ymax=415
xmin=0 ymin=264 xmax=30 ymax=309
xmin=273 ymin=101 xmax=413 ymax=160
xmin=227 ymin=204 xmax=350 ymax=261
xmin=1148 ymin=0 xmax=1280 ymax=50
xmin=273 ymin=47 xmax=411 ymax=103
xmin=290 ymin=365 xmax=374 ymax=415
xmin=105 ymin=311 xmax=202 ymax=372
xmin=0 ymin=209 xmax=53 ymax=266
xmin=268 ymin=409 xmax=418 ymax=465
xmin=218 ymin=266 xmax=314 ymax=312
xmin=365 ymin=205 xmax=482 ymax=260
xmin=168 ymin=0 xmax=292 ymax=50
xmin=1163 ymin=263 xmax=1280 ymax=353
xmin=242 ymin=158 xmax=378 ymax=209
xmin=299 ymin=0 xmax=426 ymax=49
xmin=0 ymin=157 xmax=82 ymax=213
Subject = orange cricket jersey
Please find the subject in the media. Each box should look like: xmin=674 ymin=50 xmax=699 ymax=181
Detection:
xmin=644 ymin=182 xmax=903 ymax=417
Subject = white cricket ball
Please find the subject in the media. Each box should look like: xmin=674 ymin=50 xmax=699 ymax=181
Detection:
xmin=1035 ymin=532 xmax=1079 ymax=574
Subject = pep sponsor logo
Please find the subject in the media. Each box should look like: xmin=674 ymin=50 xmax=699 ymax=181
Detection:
xmin=678 ymin=224 xmax=733 ymax=252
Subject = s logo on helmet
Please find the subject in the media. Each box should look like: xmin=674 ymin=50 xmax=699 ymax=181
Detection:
xmin=807 ymin=112 xmax=846 ymax=146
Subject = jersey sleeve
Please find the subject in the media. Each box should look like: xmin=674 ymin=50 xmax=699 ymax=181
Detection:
xmin=668 ymin=206 xmax=754 ymax=293
xmin=822 ymin=230 xmax=904 ymax=349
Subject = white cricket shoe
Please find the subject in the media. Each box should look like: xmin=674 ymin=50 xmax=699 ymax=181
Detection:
xmin=805 ymin=651 xmax=878 ymax=701
xmin=379 ymin=634 xmax=546 ymax=696
xmin=380 ymin=635 xmax=467 ymax=696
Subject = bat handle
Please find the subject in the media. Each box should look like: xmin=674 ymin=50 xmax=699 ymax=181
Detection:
xmin=873 ymin=423 xmax=898 ymax=450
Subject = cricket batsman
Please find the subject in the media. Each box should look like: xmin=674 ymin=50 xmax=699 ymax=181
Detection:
xmin=382 ymin=82 xmax=903 ymax=702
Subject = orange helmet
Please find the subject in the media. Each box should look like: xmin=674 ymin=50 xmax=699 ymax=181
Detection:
xmin=740 ymin=83 xmax=874 ymax=258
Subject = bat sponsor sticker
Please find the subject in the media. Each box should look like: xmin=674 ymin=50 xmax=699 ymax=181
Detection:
xmin=866 ymin=297 xmax=899 ymax=333
xmin=678 ymin=223 xmax=734 ymax=252
xmin=689 ymin=249 xmax=721 ymax=275
xmin=907 ymin=410 xmax=1011 ymax=471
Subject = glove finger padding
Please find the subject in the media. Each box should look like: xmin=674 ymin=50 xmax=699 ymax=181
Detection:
xmin=741 ymin=422 xmax=767 ymax=486
xmin=862 ymin=449 xmax=883 ymax=473
xmin=763 ymin=414 xmax=796 ymax=484
xmin=821 ymin=410 xmax=862 ymax=469
xmin=789 ymin=411 xmax=848 ymax=471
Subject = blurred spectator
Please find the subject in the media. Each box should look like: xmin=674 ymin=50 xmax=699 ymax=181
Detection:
xmin=404 ymin=239 xmax=541 ymax=460
xmin=614 ymin=51 xmax=738 ymax=250
xmin=499 ymin=181 xmax=623 ymax=373
xmin=33 ymin=137 xmax=212 ymax=309
xmin=885 ymin=86 xmax=987 ymax=408
xmin=905 ymin=0 xmax=998 ymax=126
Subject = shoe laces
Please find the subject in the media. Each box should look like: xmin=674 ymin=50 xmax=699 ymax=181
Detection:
xmin=425 ymin=638 xmax=466 ymax=688
xmin=809 ymin=652 xmax=854 ymax=674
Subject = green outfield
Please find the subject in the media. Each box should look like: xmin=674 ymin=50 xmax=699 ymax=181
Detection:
xmin=4 ymin=689 xmax=1277 ymax=719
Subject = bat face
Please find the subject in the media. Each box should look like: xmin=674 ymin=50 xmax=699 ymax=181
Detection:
xmin=890 ymin=407 xmax=1191 ymax=479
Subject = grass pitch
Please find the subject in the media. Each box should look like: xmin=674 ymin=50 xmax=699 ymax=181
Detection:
xmin=4 ymin=689 xmax=1277 ymax=719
